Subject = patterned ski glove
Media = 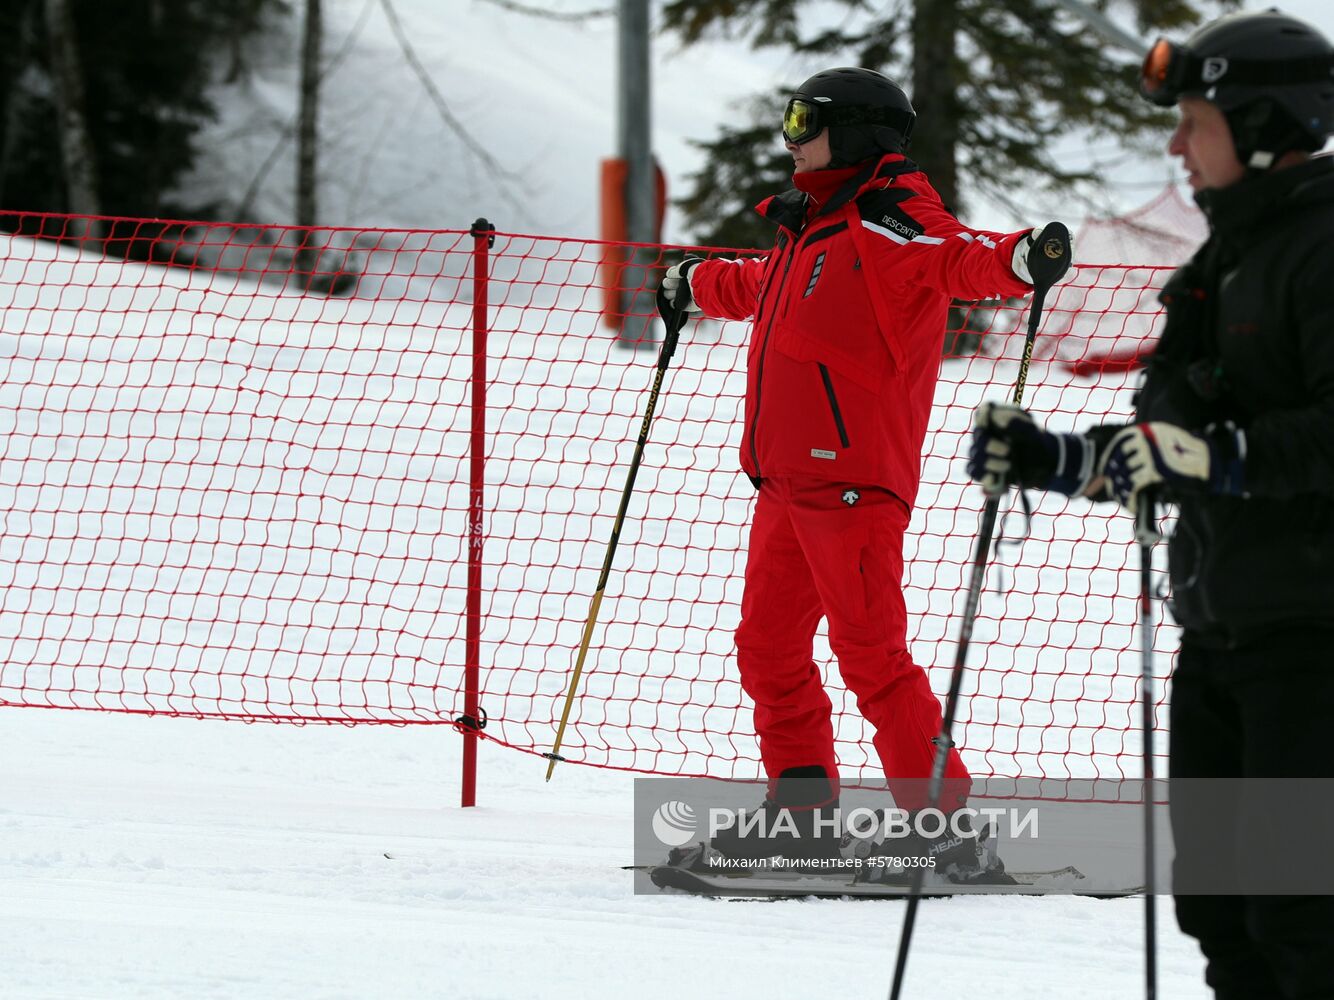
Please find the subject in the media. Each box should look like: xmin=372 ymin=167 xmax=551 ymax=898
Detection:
xmin=1099 ymin=421 xmax=1246 ymax=513
xmin=968 ymin=402 xmax=1097 ymax=497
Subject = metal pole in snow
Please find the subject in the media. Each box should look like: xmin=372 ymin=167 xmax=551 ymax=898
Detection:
xmin=461 ymin=218 xmax=495 ymax=807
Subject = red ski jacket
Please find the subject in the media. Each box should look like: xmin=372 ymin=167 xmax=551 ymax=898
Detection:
xmin=689 ymin=154 xmax=1032 ymax=508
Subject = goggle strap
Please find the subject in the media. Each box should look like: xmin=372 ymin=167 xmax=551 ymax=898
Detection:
xmin=1202 ymin=54 xmax=1334 ymax=87
xmin=820 ymin=104 xmax=909 ymax=129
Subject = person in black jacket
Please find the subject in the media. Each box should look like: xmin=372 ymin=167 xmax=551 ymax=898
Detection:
xmin=967 ymin=10 xmax=1334 ymax=998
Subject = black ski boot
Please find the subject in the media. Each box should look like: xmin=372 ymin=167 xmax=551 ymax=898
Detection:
xmin=924 ymin=812 xmax=1016 ymax=884
xmin=860 ymin=809 xmax=1018 ymax=886
xmin=708 ymin=766 xmax=843 ymax=862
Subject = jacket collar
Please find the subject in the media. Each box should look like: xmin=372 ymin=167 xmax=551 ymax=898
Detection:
xmin=792 ymin=163 xmax=867 ymax=208
xmin=1196 ymin=156 xmax=1334 ymax=239
xmin=757 ymin=154 xmax=919 ymax=233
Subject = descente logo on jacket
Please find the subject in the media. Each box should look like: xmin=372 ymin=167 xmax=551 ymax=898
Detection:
xmin=879 ymin=214 xmax=922 ymax=241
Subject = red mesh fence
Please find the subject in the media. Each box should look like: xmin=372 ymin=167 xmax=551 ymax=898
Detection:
xmin=0 ymin=212 xmax=1176 ymax=790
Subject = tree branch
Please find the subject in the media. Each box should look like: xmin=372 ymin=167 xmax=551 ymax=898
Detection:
xmin=379 ymin=0 xmax=530 ymax=220
xmin=476 ymin=0 xmax=612 ymax=22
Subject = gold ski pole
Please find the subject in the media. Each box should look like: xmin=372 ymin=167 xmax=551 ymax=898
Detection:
xmin=544 ymin=281 xmax=692 ymax=781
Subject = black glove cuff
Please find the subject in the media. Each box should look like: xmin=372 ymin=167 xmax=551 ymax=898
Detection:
xmin=1085 ymin=424 xmax=1123 ymax=465
xmin=1081 ymin=423 xmax=1129 ymax=503
xmin=1203 ymin=420 xmax=1247 ymax=496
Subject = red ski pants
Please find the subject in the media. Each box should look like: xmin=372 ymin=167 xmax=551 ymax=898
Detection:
xmin=735 ymin=476 xmax=970 ymax=811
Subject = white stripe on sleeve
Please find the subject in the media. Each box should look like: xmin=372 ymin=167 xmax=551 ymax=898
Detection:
xmin=954 ymin=232 xmax=998 ymax=249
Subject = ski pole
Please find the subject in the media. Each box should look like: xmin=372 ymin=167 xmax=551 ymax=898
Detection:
xmin=1135 ymin=491 xmax=1161 ymax=1000
xmin=890 ymin=222 xmax=1072 ymax=1000
xmin=544 ymin=280 xmax=692 ymax=781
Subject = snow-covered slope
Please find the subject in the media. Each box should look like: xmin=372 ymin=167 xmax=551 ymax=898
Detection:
xmin=0 ymin=707 xmax=1213 ymax=999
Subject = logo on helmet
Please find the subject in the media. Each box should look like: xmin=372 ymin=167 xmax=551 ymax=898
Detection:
xmin=1043 ymin=238 xmax=1064 ymax=260
xmin=1201 ymin=56 xmax=1229 ymax=84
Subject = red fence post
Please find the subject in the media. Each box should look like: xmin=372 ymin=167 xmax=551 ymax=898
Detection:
xmin=462 ymin=218 xmax=495 ymax=808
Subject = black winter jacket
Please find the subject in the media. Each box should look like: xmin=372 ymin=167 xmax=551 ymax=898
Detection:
xmin=1135 ymin=157 xmax=1334 ymax=648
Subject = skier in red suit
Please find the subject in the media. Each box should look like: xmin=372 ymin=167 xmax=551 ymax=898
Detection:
xmin=660 ymin=67 xmax=1062 ymax=875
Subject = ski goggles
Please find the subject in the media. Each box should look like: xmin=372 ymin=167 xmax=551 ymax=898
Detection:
xmin=1140 ymin=36 xmax=1334 ymax=107
xmin=782 ymin=97 xmax=906 ymax=144
xmin=782 ymin=98 xmax=824 ymax=144
xmin=1139 ymin=38 xmax=1233 ymax=107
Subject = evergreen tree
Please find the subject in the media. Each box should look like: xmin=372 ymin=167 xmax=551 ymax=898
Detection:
xmin=0 ymin=0 xmax=288 ymax=221
xmin=663 ymin=0 xmax=1239 ymax=249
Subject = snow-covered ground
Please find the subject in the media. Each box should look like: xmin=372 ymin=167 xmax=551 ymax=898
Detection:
xmin=0 ymin=108 xmax=1212 ymax=994
xmin=15 ymin=2 xmax=1334 ymax=997
xmin=1 ymin=706 xmax=1212 ymax=999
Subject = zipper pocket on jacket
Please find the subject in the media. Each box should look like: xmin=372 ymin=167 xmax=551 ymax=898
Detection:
xmin=818 ymin=363 xmax=851 ymax=448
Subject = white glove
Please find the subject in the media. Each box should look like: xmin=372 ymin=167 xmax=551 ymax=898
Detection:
xmin=660 ymin=257 xmax=703 ymax=314
xmin=1011 ymin=226 xmax=1074 ymax=286
xmin=1011 ymin=229 xmax=1040 ymax=283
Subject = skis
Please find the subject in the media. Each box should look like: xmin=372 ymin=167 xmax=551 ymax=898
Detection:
xmin=633 ymin=863 xmax=1143 ymax=900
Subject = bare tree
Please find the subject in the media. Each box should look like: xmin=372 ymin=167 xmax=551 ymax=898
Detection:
xmin=43 ymin=0 xmax=101 ymax=231
xmin=295 ymin=0 xmax=322 ymax=282
xmin=0 ymin=0 xmax=40 ymax=208
xmin=478 ymin=0 xmax=611 ymax=20
xmin=296 ymin=0 xmax=321 ymax=230
xmin=910 ymin=0 xmax=960 ymax=211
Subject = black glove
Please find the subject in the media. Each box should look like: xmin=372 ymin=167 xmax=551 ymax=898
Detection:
xmin=656 ymin=255 xmax=704 ymax=323
xmin=968 ymin=402 xmax=1096 ymax=497
xmin=1011 ymin=222 xmax=1073 ymax=289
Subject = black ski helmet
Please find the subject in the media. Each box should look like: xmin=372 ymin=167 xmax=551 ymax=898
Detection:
xmin=1140 ymin=9 xmax=1334 ymax=170
xmin=785 ymin=67 xmax=915 ymax=167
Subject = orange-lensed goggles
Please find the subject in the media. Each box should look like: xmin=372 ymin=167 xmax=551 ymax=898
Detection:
xmin=1140 ymin=36 xmax=1334 ymax=107
xmin=1140 ymin=38 xmax=1192 ymax=107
